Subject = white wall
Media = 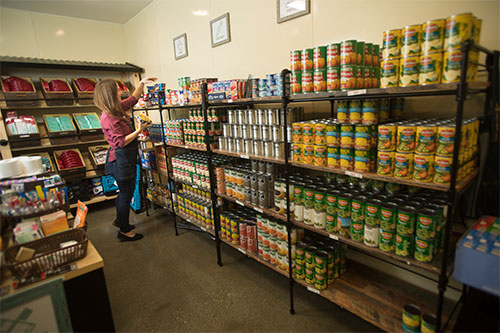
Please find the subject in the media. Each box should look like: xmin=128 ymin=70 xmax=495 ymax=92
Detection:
xmin=0 ymin=7 xmax=126 ymax=63
xmin=125 ymin=0 xmax=500 ymax=89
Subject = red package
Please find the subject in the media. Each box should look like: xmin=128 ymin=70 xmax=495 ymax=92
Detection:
xmin=48 ymin=79 xmax=70 ymax=92
xmin=3 ymin=77 xmax=34 ymax=92
xmin=75 ymin=78 xmax=95 ymax=92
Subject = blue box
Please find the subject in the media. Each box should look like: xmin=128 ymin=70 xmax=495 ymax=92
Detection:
xmin=102 ymin=175 xmax=118 ymax=194
xmin=454 ymin=216 xmax=500 ymax=296
xmin=130 ymin=184 xmax=141 ymax=211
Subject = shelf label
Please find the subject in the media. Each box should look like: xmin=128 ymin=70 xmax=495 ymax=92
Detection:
xmin=347 ymin=89 xmax=367 ymax=96
xmin=329 ymin=234 xmax=339 ymax=241
xmin=184 ymin=145 xmax=189 ymax=149
xmin=236 ymin=200 xmax=244 ymax=207
xmin=19 ymin=135 xmax=30 ymax=138
xmin=228 ymin=99 xmax=233 ymax=103
xmin=307 ymin=286 xmax=321 ymax=295
xmin=254 ymin=207 xmax=264 ymax=213
xmin=240 ymin=154 xmax=250 ymax=159
xmin=345 ymin=170 xmax=363 ymax=179
xmin=186 ymin=219 xmax=192 ymax=223
xmin=238 ymin=248 xmax=246 ymax=254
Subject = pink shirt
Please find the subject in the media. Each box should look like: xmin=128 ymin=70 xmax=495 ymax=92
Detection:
xmin=100 ymin=96 xmax=138 ymax=162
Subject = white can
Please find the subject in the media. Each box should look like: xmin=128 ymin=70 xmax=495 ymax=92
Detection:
xmin=304 ymin=207 xmax=314 ymax=225
xmin=218 ymin=136 xmax=227 ymax=151
xmin=243 ymin=139 xmax=254 ymax=155
xmin=235 ymin=138 xmax=244 ymax=153
xmin=263 ymin=140 xmax=273 ymax=157
xmin=245 ymin=109 xmax=256 ymax=124
xmin=227 ymin=110 xmax=235 ymax=124
xmin=253 ymin=140 xmax=263 ymax=156
xmin=271 ymin=125 xmax=282 ymax=142
xmin=294 ymin=204 xmax=304 ymax=222
xmin=232 ymin=124 xmax=242 ymax=138
xmin=364 ymin=224 xmax=379 ymax=247
xmin=273 ymin=142 xmax=284 ymax=159
xmin=236 ymin=109 xmax=246 ymax=124
xmin=252 ymin=125 xmax=261 ymax=140
xmin=241 ymin=124 xmax=251 ymax=139
xmin=226 ymin=137 xmax=235 ymax=152
xmin=261 ymin=125 xmax=271 ymax=141
xmin=256 ymin=109 xmax=265 ymax=125
xmin=222 ymin=123 xmax=232 ymax=137
xmin=313 ymin=210 xmax=326 ymax=230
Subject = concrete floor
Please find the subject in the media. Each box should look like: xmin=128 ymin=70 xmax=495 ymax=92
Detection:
xmin=87 ymin=202 xmax=380 ymax=332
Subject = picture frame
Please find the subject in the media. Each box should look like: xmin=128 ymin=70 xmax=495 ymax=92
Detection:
xmin=0 ymin=278 xmax=72 ymax=332
xmin=276 ymin=0 xmax=310 ymax=24
xmin=210 ymin=13 xmax=231 ymax=48
xmin=173 ymin=33 xmax=188 ymax=60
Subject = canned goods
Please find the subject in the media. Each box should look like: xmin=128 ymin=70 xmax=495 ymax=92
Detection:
xmin=302 ymin=122 xmax=314 ymax=143
xmin=340 ymin=65 xmax=357 ymax=90
xmin=403 ymin=304 xmax=422 ymax=329
xmin=433 ymin=155 xmax=453 ymax=184
xmin=314 ymin=69 xmax=327 ymax=93
xmin=444 ymin=13 xmax=473 ymax=50
xmin=421 ymin=314 xmax=437 ymax=333
xmin=414 ymin=237 xmax=434 ymax=262
xmin=340 ymin=124 xmax=354 ymax=148
xmin=232 ymin=124 xmax=242 ymax=138
xmin=291 ymin=71 xmax=302 ymax=95
xmin=314 ymin=250 xmax=328 ymax=274
xmin=419 ymin=51 xmax=443 ymax=85
xmin=302 ymin=70 xmax=314 ymax=93
xmin=266 ymin=109 xmax=279 ymax=125
xmin=364 ymin=42 xmax=373 ymax=66
xmin=416 ymin=124 xmax=437 ymax=154
xmin=413 ymin=153 xmax=434 ymax=182
xmin=292 ymin=143 xmax=303 ymax=163
xmin=340 ymin=148 xmax=354 ymax=170
xmin=314 ymin=122 xmax=327 ymax=145
xmin=253 ymin=140 xmax=264 ymax=156
xmin=336 ymin=101 xmax=349 ymax=124
xmin=290 ymin=50 xmax=302 ymax=71
xmin=326 ymin=213 xmax=336 ymax=233
xmin=301 ymin=48 xmax=314 ymax=70
xmin=354 ymin=149 xmax=371 ymax=173
xmin=292 ymin=122 xmax=303 ymax=143
xmin=436 ymin=125 xmax=455 ymax=155
xmin=256 ymin=109 xmax=265 ymax=125
xmin=382 ymin=29 xmax=401 ymax=58
xmin=271 ymin=125 xmax=282 ymax=142
xmin=365 ymin=198 xmax=381 ymax=226
xmin=377 ymin=151 xmax=395 ymax=176
xmin=361 ymin=100 xmax=377 ymax=125
xmin=416 ymin=208 xmax=437 ymax=239
xmin=341 ymin=40 xmax=357 ymax=65
xmin=327 ymin=147 xmax=340 ymax=168
xmin=218 ymin=136 xmax=227 ymax=151
xmin=379 ymin=228 xmax=395 ymax=252
xmin=243 ymin=139 xmax=253 ymax=155
xmin=327 ymin=43 xmax=341 ymax=67
xmin=401 ymin=24 xmax=422 ymax=57
xmin=234 ymin=138 xmax=244 ymax=153
xmin=327 ymin=67 xmax=341 ymax=91
xmin=364 ymin=224 xmax=379 ymax=247
xmin=351 ymin=222 xmax=364 ymax=242
xmin=263 ymin=140 xmax=273 ymax=157
xmin=394 ymin=152 xmax=414 ymax=178
xmin=395 ymin=233 xmax=414 ymax=257
xmin=222 ymin=123 xmax=232 ymax=137
xmin=442 ymin=49 xmax=466 ymax=83
xmin=273 ymin=142 xmax=284 ymax=159
xmin=422 ymin=19 xmax=445 ymax=53
xmin=399 ymin=55 xmax=420 ymax=87
xmin=261 ymin=125 xmax=271 ymax=141
xmin=326 ymin=121 xmax=340 ymax=147
xmin=397 ymin=124 xmax=416 ymax=152
xmin=227 ymin=110 xmax=235 ymax=124
xmin=303 ymin=144 xmax=314 ymax=164
xmin=378 ymin=123 xmax=396 ymax=151
xmin=314 ymin=145 xmax=327 ymax=166
xmin=380 ymin=58 xmax=399 ymax=88
xmin=380 ymin=202 xmax=398 ymax=230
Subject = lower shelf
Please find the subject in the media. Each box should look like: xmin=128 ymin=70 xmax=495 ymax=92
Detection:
xmin=293 ymin=261 xmax=455 ymax=333
xmin=70 ymin=194 xmax=117 ymax=209
xmin=220 ymin=238 xmax=289 ymax=279
xmin=176 ymin=211 xmax=215 ymax=237
xmin=149 ymin=198 xmax=173 ymax=213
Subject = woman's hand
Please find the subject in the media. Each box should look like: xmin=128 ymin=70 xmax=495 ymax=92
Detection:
xmin=140 ymin=78 xmax=158 ymax=85
xmin=139 ymin=121 xmax=152 ymax=131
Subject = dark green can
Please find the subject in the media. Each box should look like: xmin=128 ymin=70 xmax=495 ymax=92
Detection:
xmin=340 ymin=243 xmax=347 ymax=274
xmin=396 ymin=206 xmax=417 ymax=236
xmin=314 ymin=250 xmax=328 ymax=274
xmin=326 ymin=190 xmax=339 ymax=215
xmin=350 ymin=222 xmax=364 ymax=242
xmin=295 ymin=262 xmax=305 ymax=279
xmin=315 ymin=272 xmax=328 ymax=290
xmin=304 ymin=184 xmax=315 ymax=209
xmin=379 ymin=228 xmax=395 ymax=252
xmin=294 ymin=181 xmax=305 ymax=204
xmin=336 ymin=192 xmax=352 ymax=218
xmin=305 ymin=266 xmax=315 ymax=284
xmin=326 ymin=213 xmax=336 ymax=233
xmin=365 ymin=198 xmax=382 ymax=226
xmin=295 ymin=241 xmax=307 ymax=265
xmin=351 ymin=195 xmax=367 ymax=222
xmin=305 ymin=245 xmax=317 ymax=268
xmin=414 ymin=237 xmax=434 ymax=262
xmin=395 ymin=233 xmax=414 ymax=257
xmin=380 ymin=202 xmax=398 ymax=230
xmin=416 ymin=209 xmax=438 ymax=240
xmin=314 ymin=187 xmax=328 ymax=212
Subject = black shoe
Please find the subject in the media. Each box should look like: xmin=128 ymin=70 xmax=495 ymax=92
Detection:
xmin=117 ymin=232 xmax=144 ymax=242
xmin=113 ymin=221 xmax=135 ymax=230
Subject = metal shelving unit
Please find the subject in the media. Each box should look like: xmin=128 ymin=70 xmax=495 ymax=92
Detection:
xmin=138 ymin=39 xmax=497 ymax=332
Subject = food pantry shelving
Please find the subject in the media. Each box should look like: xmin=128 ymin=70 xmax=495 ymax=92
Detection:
xmin=132 ymin=40 xmax=498 ymax=332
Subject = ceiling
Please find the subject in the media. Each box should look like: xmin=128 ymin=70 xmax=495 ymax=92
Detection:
xmin=0 ymin=0 xmax=153 ymax=24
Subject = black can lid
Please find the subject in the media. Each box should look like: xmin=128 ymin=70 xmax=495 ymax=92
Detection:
xmin=353 ymin=195 xmax=368 ymax=202
xmin=418 ymin=208 xmax=437 ymax=216
xmin=306 ymin=245 xmax=318 ymax=253
xmin=316 ymin=250 xmax=329 ymax=258
xmin=367 ymin=198 xmax=382 ymax=205
xmin=381 ymin=201 xmax=398 ymax=210
xmin=399 ymin=205 xmax=417 ymax=214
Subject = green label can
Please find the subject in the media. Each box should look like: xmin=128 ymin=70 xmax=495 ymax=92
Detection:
xmin=295 ymin=262 xmax=305 ymax=279
xmin=414 ymin=237 xmax=434 ymax=262
xmin=397 ymin=206 xmax=417 ymax=235
xmin=293 ymin=182 xmax=304 ymax=204
xmin=326 ymin=213 xmax=336 ymax=233
xmin=313 ymin=46 xmax=327 ymax=69
xmin=380 ymin=202 xmax=398 ymax=230
xmin=305 ymin=266 xmax=315 ymax=284
xmin=295 ymin=241 xmax=306 ymax=264
xmin=314 ymin=187 xmax=327 ymax=212
xmin=315 ymin=272 xmax=327 ymax=290
xmin=416 ymin=208 xmax=437 ymax=239
xmin=351 ymin=195 xmax=366 ymax=222
xmin=326 ymin=190 xmax=338 ymax=215
xmin=305 ymin=245 xmax=317 ymax=267
xmin=379 ymin=228 xmax=395 ymax=252
xmin=314 ymin=250 xmax=328 ymax=274
xmin=303 ymin=185 xmax=315 ymax=209
xmin=365 ymin=198 xmax=382 ymax=226
xmin=351 ymin=222 xmax=364 ymax=242
xmin=403 ymin=304 xmax=422 ymax=328
xmin=395 ymin=233 xmax=414 ymax=257
xmin=336 ymin=193 xmax=352 ymax=218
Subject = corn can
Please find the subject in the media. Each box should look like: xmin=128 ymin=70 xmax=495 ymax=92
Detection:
xmin=399 ymin=55 xmax=420 ymax=87
xmin=380 ymin=58 xmax=400 ymax=88
xmin=336 ymin=101 xmax=349 ymax=124
xmin=340 ymin=124 xmax=354 ymax=148
xmin=436 ymin=125 xmax=455 ymax=155
xmin=327 ymin=147 xmax=340 ymax=168
xmin=401 ymin=24 xmax=422 ymax=57
xmin=377 ymin=151 xmax=395 ymax=176
xmin=341 ymin=65 xmax=357 ymax=90
xmin=354 ymin=149 xmax=371 ymax=173
xmin=422 ymin=19 xmax=445 ymax=53
xmin=354 ymin=124 xmax=371 ymax=150
xmin=394 ymin=152 xmax=414 ymax=178
xmin=419 ymin=51 xmax=443 ymax=85
xmin=327 ymin=67 xmax=341 ymax=92
xmin=397 ymin=124 xmax=416 ymax=152
xmin=340 ymin=148 xmax=354 ymax=170
xmin=327 ymin=43 xmax=341 ymax=67
xmin=433 ymin=155 xmax=453 ymax=184
xmin=361 ymin=99 xmax=377 ymax=124
xmin=314 ymin=145 xmax=327 ymax=166
xmin=413 ymin=153 xmax=434 ymax=182
xmin=348 ymin=100 xmax=361 ymax=124
xmin=382 ymin=29 xmax=401 ymax=58
xmin=378 ymin=123 xmax=396 ymax=151
xmin=326 ymin=121 xmax=340 ymax=147
xmin=444 ymin=13 xmax=473 ymax=50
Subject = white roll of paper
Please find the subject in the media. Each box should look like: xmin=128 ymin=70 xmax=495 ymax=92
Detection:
xmin=18 ymin=156 xmax=44 ymax=176
xmin=0 ymin=158 xmax=23 ymax=179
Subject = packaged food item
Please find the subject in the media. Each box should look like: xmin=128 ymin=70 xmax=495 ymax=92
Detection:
xmin=380 ymin=58 xmax=400 ymax=88
xmin=419 ymin=51 xmax=443 ymax=85
xmin=422 ymin=19 xmax=445 ymax=53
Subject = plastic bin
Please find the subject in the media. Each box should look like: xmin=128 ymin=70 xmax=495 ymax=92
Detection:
xmin=102 ymin=175 xmax=119 ymax=194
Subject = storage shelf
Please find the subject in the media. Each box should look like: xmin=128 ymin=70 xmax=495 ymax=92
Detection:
xmin=176 ymin=211 xmax=215 ymax=236
xmin=212 ymin=149 xmax=285 ymax=164
xmin=165 ymin=103 xmax=202 ymax=109
xmin=292 ymin=220 xmax=445 ymax=274
xmin=216 ymin=192 xmax=287 ymax=222
xmin=208 ymin=96 xmax=282 ymax=106
xmin=1 ymin=103 xmax=97 ymax=110
xmin=220 ymin=238 xmax=289 ymax=278
xmin=293 ymin=260 xmax=454 ymax=333
xmin=149 ymin=198 xmax=173 ymax=213
xmin=166 ymin=142 xmax=207 ymax=151
xmin=11 ymin=138 xmax=108 ymax=153
xmin=70 ymin=194 xmax=117 ymax=209
xmin=290 ymin=162 xmax=479 ymax=192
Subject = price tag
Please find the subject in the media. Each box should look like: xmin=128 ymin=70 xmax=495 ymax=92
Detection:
xmin=329 ymin=234 xmax=339 ymax=241
xmin=347 ymin=89 xmax=367 ymax=96
xmin=236 ymin=200 xmax=244 ymax=207
xmin=19 ymin=135 xmax=29 ymax=138
xmin=345 ymin=170 xmax=363 ymax=179
xmin=184 ymin=145 xmax=189 ymax=149
xmin=254 ymin=207 xmax=264 ymax=213
xmin=307 ymin=286 xmax=321 ymax=295
xmin=186 ymin=219 xmax=192 ymax=223
xmin=228 ymin=99 xmax=233 ymax=103
xmin=238 ymin=248 xmax=246 ymax=254
xmin=240 ymin=154 xmax=250 ymax=159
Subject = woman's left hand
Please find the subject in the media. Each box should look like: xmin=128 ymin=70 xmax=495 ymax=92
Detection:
xmin=140 ymin=77 xmax=158 ymax=85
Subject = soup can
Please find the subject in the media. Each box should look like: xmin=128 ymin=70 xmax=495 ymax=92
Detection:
xmin=364 ymin=225 xmax=379 ymax=247
xmin=261 ymin=125 xmax=271 ymax=141
xmin=252 ymin=125 xmax=262 ymax=140
xmin=218 ymin=136 xmax=227 ymax=151
xmin=266 ymin=109 xmax=279 ymax=125
xmin=232 ymin=124 xmax=243 ymax=139
xmin=243 ymin=139 xmax=254 ymax=155
xmin=263 ymin=141 xmax=273 ymax=157
xmin=272 ymin=125 xmax=283 ymax=142
xmin=226 ymin=137 xmax=235 ymax=152
xmin=236 ymin=109 xmax=246 ymax=124
xmin=235 ymin=138 xmax=244 ymax=153
xmin=241 ymin=124 xmax=251 ymax=140
xmin=274 ymin=142 xmax=284 ymax=159
xmin=245 ymin=109 xmax=255 ymax=124
xmin=227 ymin=109 xmax=235 ymax=124
xmin=222 ymin=123 xmax=232 ymax=137
xmin=256 ymin=109 xmax=265 ymax=125
xmin=253 ymin=140 xmax=263 ymax=156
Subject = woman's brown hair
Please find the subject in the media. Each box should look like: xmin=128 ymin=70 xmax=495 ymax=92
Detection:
xmin=94 ymin=79 xmax=124 ymax=117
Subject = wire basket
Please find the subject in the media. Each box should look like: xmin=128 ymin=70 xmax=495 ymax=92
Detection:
xmin=4 ymin=228 xmax=88 ymax=279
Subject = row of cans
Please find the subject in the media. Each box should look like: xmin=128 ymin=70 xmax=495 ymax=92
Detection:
xmin=188 ymin=108 xmax=222 ymax=123
xmin=222 ymin=123 xmax=291 ymax=142
xmin=337 ymin=98 xmax=404 ymax=124
xmin=175 ymin=192 xmax=214 ymax=231
xmin=381 ymin=13 xmax=482 ymax=59
xmin=218 ymin=137 xmax=285 ymax=160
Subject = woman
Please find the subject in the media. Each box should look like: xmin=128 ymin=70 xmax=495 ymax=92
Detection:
xmin=95 ymin=78 xmax=156 ymax=241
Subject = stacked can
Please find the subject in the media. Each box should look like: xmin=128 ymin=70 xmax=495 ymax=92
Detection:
xmin=377 ymin=117 xmax=479 ymax=184
xmin=273 ymin=177 xmax=294 ymax=217
xmin=220 ymin=209 xmax=258 ymax=253
xmin=256 ymin=214 xmax=300 ymax=271
xmin=339 ymin=40 xmax=381 ymax=90
xmin=176 ymin=191 xmax=214 ymax=231
xmin=295 ymin=237 xmax=347 ymax=290
xmin=218 ymin=108 xmax=301 ymax=160
xmin=326 ymin=43 xmax=341 ymax=92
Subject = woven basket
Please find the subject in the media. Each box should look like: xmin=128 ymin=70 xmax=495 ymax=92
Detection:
xmin=4 ymin=228 xmax=88 ymax=279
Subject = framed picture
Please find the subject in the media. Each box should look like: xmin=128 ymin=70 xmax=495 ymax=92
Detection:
xmin=173 ymin=33 xmax=188 ymax=60
xmin=277 ymin=0 xmax=310 ymax=23
xmin=210 ymin=13 xmax=231 ymax=48
xmin=0 ymin=278 xmax=72 ymax=332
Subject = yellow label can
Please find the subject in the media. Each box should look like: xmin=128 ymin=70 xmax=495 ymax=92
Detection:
xmin=292 ymin=122 xmax=303 ymax=143
xmin=413 ymin=153 xmax=434 ymax=182
xmin=444 ymin=13 xmax=473 ymax=50
xmin=292 ymin=143 xmax=303 ymax=163
xmin=377 ymin=151 xmax=395 ymax=176
xmin=401 ymin=24 xmax=422 ymax=57
xmin=422 ymin=19 xmax=445 ymax=53
xmin=302 ymin=122 xmax=315 ymax=144
xmin=433 ymin=155 xmax=453 ymax=184
xmin=378 ymin=123 xmax=397 ymax=151
xmin=394 ymin=152 xmax=414 ymax=179
xmin=380 ymin=58 xmax=400 ymax=88
xmin=314 ymin=122 xmax=327 ymax=145
xmin=303 ymin=144 xmax=314 ymax=164
xmin=382 ymin=29 xmax=401 ymax=58
xmin=314 ymin=145 xmax=327 ymax=166
xmin=419 ymin=51 xmax=443 ymax=85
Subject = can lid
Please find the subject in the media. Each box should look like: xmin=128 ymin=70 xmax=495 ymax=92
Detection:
xmin=381 ymin=201 xmax=398 ymax=209
xmin=418 ymin=208 xmax=437 ymax=216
